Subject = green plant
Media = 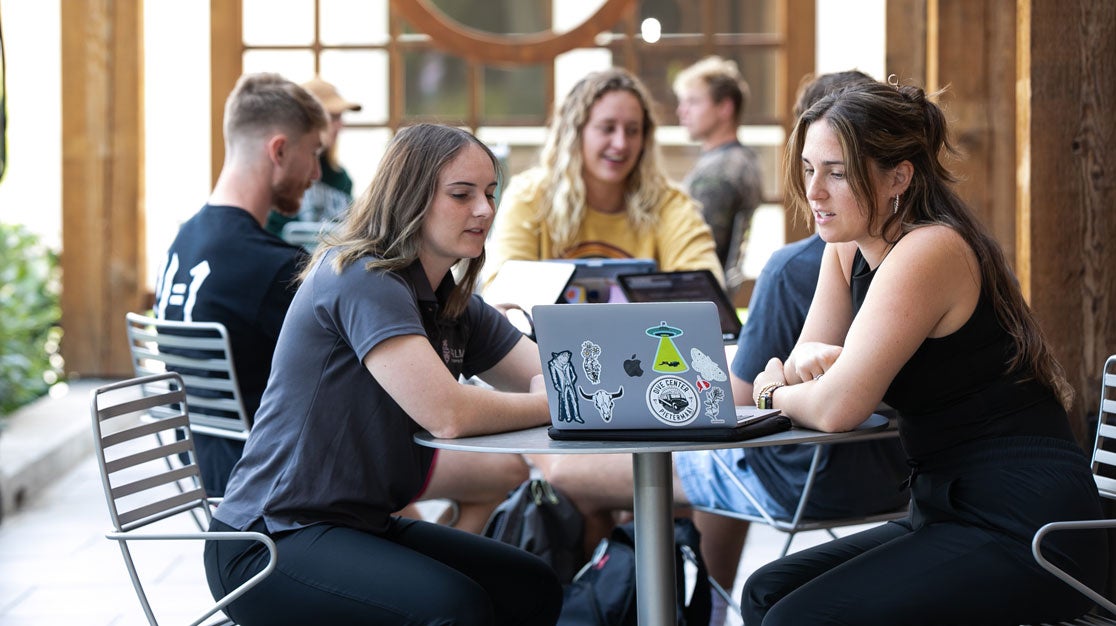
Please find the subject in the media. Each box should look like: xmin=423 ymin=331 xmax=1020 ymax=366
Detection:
xmin=0 ymin=223 xmax=63 ymax=417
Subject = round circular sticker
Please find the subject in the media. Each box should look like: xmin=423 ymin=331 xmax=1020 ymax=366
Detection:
xmin=645 ymin=375 xmax=699 ymax=426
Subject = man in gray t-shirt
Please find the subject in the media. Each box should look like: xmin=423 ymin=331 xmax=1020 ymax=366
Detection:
xmin=674 ymin=56 xmax=764 ymax=285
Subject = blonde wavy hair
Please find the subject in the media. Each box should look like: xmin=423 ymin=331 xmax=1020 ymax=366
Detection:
xmin=536 ymin=67 xmax=675 ymax=254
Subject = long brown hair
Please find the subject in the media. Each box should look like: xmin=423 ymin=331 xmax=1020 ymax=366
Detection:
xmin=784 ymin=81 xmax=1073 ymax=408
xmin=300 ymin=123 xmax=500 ymax=319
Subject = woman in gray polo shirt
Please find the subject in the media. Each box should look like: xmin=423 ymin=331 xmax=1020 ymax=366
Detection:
xmin=203 ymin=124 xmax=562 ymax=625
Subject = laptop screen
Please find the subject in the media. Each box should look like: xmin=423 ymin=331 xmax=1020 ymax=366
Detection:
xmin=617 ymin=270 xmax=742 ymax=342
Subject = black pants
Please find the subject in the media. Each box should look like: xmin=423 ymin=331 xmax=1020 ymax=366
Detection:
xmin=205 ymin=517 xmax=563 ymax=626
xmin=741 ymin=437 xmax=1107 ymax=625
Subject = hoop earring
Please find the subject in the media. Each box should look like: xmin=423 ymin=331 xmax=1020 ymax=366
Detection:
xmin=893 ymin=195 xmax=900 ymax=215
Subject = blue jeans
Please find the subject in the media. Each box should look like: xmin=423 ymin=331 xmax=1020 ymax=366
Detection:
xmin=675 ymin=448 xmax=793 ymax=518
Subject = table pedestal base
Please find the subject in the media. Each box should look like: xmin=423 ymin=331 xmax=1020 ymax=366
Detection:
xmin=632 ymin=452 xmax=676 ymax=625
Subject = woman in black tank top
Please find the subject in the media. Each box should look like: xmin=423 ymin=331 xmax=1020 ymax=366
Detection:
xmin=742 ymin=80 xmax=1106 ymax=625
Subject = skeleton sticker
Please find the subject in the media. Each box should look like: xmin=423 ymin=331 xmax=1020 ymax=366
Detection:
xmin=702 ymin=386 xmax=727 ymax=423
xmin=646 ymin=322 xmax=689 ymax=374
xmin=578 ymin=385 xmax=624 ymax=422
xmin=547 ymin=350 xmax=583 ymax=424
xmin=580 ymin=340 xmax=602 ymax=384
xmin=690 ymin=348 xmax=727 ymax=382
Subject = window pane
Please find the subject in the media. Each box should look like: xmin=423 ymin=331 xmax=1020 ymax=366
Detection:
xmin=717 ymin=48 xmax=780 ymax=120
xmin=321 ymin=0 xmax=388 ymax=45
xmin=615 ymin=48 xmax=704 ymax=123
xmin=617 ymin=47 xmax=781 ymax=124
xmin=483 ymin=65 xmax=546 ymax=123
xmin=554 ymin=0 xmax=605 ymax=32
xmin=714 ymin=0 xmax=778 ymax=34
xmin=430 ymin=0 xmax=550 ymax=33
xmin=336 ymin=127 xmax=394 ymax=198
xmin=555 ymin=49 xmax=612 ymax=103
xmin=404 ymin=50 xmax=469 ymax=121
xmin=242 ymin=50 xmax=316 ymax=84
xmin=637 ymin=0 xmax=696 ymax=35
xmin=243 ymin=0 xmax=314 ymax=46
xmin=320 ymin=50 xmax=389 ymax=125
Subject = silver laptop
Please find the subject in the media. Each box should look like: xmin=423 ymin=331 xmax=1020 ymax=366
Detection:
xmin=533 ymin=302 xmax=784 ymax=441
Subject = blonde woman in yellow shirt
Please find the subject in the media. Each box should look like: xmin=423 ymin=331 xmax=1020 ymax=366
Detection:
xmin=485 ymin=67 xmax=722 ymax=286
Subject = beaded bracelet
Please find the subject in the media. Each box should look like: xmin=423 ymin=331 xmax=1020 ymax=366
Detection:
xmin=755 ymin=381 xmax=785 ymax=409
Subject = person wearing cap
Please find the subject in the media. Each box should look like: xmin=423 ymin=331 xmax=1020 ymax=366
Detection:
xmin=266 ymin=77 xmax=361 ymax=235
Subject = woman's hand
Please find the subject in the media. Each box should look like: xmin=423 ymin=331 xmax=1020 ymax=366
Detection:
xmin=752 ymin=358 xmax=789 ymax=405
xmin=784 ymin=342 xmax=842 ymax=384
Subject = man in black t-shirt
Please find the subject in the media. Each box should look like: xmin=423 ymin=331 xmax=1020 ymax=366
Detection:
xmin=153 ymin=73 xmax=327 ymax=495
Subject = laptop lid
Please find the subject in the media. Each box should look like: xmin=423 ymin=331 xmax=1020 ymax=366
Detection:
xmin=483 ymin=260 xmax=577 ymax=314
xmin=533 ymin=302 xmax=740 ymax=433
xmin=617 ymin=270 xmax=743 ymax=343
xmin=546 ymin=258 xmax=657 ymax=303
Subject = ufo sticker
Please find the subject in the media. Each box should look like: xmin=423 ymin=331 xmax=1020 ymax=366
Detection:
xmin=646 ymin=321 xmax=689 ymax=374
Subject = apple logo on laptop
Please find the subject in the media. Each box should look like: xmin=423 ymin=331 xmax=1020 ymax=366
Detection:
xmin=623 ymin=354 xmax=644 ymax=377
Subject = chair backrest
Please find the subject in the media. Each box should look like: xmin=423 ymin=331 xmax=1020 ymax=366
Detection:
xmin=90 ymin=373 xmax=213 ymax=533
xmin=280 ymin=220 xmax=335 ymax=251
xmin=1092 ymin=354 xmax=1116 ymax=501
xmin=125 ymin=312 xmax=250 ymax=440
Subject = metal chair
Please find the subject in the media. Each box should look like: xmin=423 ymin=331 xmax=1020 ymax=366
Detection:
xmin=125 ymin=312 xmax=250 ymax=442
xmin=279 ymin=220 xmax=335 ymax=251
xmin=690 ymin=415 xmax=909 ymax=558
xmin=691 ymin=415 xmax=909 ymax=617
xmin=90 ymin=373 xmax=275 ymax=626
xmin=1028 ymin=354 xmax=1116 ymax=625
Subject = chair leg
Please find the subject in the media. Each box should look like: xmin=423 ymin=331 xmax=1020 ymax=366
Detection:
xmin=779 ymin=532 xmax=795 ymax=557
xmin=707 ymin=572 xmax=744 ymax=620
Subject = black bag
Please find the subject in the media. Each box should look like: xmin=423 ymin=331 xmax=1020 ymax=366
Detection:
xmin=558 ymin=518 xmax=712 ymax=626
xmin=482 ymin=478 xmax=586 ymax=584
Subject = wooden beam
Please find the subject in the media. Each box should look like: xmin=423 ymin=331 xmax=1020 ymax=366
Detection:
xmin=885 ymin=0 xmax=927 ymax=86
xmin=388 ymin=0 xmax=636 ymax=65
xmin=210 ymin=0 xmax=242 ymax=187
xmin=935 ymin=0 xmax=1017 ymax=266
xmin=1018 ymin=0 xmax=1116 ymax=438
xmin=60 ymin=0 xmax=145 ymax=378
xmin=782 ymin=0 xmax=815 ymax=244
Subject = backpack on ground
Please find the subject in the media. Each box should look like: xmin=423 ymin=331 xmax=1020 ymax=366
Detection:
xmin=557 ymin=517 xmax=712 ymax=626
xmin=482 ymin=478 xmax=586 ymax=584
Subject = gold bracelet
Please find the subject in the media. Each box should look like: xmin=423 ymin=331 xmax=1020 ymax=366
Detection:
xmin=755 ymin=381 xmax=785 ymax=409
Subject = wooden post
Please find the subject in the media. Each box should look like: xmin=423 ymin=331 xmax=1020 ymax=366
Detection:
xmin=60 ymin=0 xmax=145 ymax=377
xmin=885 ymin=0 xmax=927 ymax=88
xmin=1018 ymin=0 xmax=1116 ymax=440
xmin=209 ymin=0 xmax=242 ymax=188
xmin=782 ymin=0 xmax=815 ymax=244
xmin=934 ymin=0 xmax=1018 ymax=266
